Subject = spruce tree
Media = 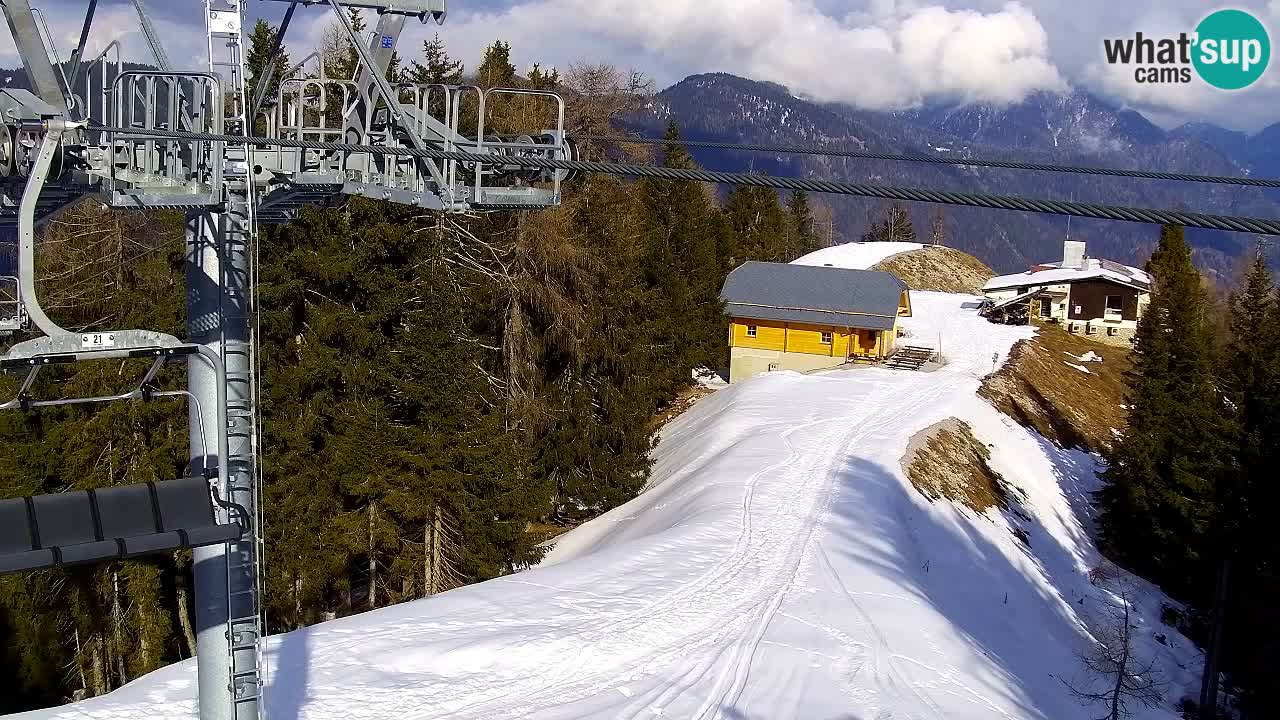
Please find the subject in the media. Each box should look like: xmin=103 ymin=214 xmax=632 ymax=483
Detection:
xmin=475 ymin=40 xmax=517 ymax=88
xmin=1215 ymin=246 xmax=1280 ymax=716
xmin=861 ymin=219 xmax=887 ymax=243
xmin=884 ymin=204 xmax=916 ymax=243
xmin=1222 ymin=248 xmax=1278 ymax=543
xmin=1097 ymin=224 xmax=1224 ymax=602
xmin=637 ymin=121 xmax=728 ymax=373
xmin=257 ymin=198 xmax=546 ymax=619
xmin=785 ymin=190 xmax=818 ymax=260
xmin=408 ymin=33 xmax=464 ymax=85
xmin=245 ymin=19 xmax=289 ymax=110
xmin=407 ymin=31 xmax=463 ymax=121
xmin=724 ymin=185 xmax=788 ymax=263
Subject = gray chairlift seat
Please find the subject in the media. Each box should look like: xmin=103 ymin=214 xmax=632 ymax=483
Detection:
xmin=0 ymin=476 xmax=243 ymax=574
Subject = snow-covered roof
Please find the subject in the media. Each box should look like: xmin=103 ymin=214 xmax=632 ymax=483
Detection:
xmin=986 ymin=287 xmax=1045 ymax=312
xmin=791 ymin=241 xmax=924 ymax=270
xmin=983 ymin=259 xmax=1150 ymax=293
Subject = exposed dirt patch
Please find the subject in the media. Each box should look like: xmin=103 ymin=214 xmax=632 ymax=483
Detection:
xmin=527 ymin=520 xmax=583 ymax=545
xmin=979 ymin=321 xmax=1131 ymax=455
xmin=872 ymin=245 xmax=994 ymax=294
xmin=652 ymin=385 xmax=717 ymax=430
xmin=903 ymin=418 xmax=1009 ymax=513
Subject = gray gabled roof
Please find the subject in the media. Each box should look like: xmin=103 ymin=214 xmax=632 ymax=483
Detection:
xmin=720 ymin=261 xmax=907 ymax=331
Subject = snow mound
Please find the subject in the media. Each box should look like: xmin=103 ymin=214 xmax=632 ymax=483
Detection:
xmin=791 ymin=241 xmax=924 ymax=270
xmin=16 ymin=294 xmax=1199 ymax=720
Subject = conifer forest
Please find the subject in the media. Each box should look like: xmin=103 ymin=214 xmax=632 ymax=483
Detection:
xmin=0 ymin=18 xmax=1277 ymax=720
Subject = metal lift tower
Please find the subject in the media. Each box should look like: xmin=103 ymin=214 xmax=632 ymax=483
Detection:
xmin=0 ymin=0 xmax=574 ymax=717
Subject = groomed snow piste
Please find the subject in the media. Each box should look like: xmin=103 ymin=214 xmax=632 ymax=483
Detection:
xmin=15 ymin=292 xmax=1201 ymax=720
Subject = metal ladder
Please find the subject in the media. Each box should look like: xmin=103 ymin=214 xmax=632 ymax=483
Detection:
xmin=207 ymin=0 xmax=265 ymax=713
xmin=0 ymin=275 xmax=26 ymax=334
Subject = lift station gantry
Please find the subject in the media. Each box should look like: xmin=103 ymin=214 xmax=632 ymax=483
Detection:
xmin=0 ymin=0 xmax=573 ymax=718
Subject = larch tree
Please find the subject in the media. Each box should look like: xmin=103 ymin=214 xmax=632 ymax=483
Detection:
xmin=1063 ymin=587 xmax=1167 ymax=720
xmin=862 ymin=202 xmax=917 ymax=243
xmin=929 ymin=208 xmax=947 ymax=246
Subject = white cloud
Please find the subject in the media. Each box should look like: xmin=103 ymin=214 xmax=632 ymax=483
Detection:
xmin=0 ymin=3 xmax=209 ymax=72
xmin=4 ymin=0 xmax=1280 ymax=131
xmin=408 ymin=0 xmax=1066 ymax=110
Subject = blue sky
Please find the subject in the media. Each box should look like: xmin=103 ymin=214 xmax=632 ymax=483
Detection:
xmin=5 ymin=0 xmax=1280 ymax=132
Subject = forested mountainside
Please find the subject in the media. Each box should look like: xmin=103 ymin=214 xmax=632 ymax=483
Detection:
xmin=629 ymin=73 xmax=1278 ymax=278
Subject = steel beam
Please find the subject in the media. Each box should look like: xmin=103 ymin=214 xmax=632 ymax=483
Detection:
xmin=0 ymin=0 xmax=67 ymax=109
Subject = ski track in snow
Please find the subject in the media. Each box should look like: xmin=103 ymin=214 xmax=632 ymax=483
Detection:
xmin=12 ymin=293 xmax=1201 ymax=720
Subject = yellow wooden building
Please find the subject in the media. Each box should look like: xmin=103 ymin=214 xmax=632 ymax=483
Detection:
xmin=720 ymin=261 xmax=911 ymax=382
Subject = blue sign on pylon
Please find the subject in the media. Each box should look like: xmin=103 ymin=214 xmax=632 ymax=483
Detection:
xmin=381 ymin=35 xmax=393 ymax=49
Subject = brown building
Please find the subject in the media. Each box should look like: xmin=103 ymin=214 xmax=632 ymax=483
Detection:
xmin=982 ymin=240 xmax=1150 ymax=345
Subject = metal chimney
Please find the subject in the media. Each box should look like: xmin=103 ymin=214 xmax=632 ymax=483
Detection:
xmin=1063 ymin=240 xmax=1086 ymax=269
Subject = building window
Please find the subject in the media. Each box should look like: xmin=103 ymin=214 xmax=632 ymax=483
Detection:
xmin=746 ymin=325 xmax=757 ymax=338
xmin=820 ymin=331 xmax=832 ymax=344
xmin=1105 ymin=295 xmax=1123 ymax=320
xmin=1039 ymin=298 xmax=1052 ymax=318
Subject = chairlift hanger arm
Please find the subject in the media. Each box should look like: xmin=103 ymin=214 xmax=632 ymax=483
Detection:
xmin=129 ymin=0 xmax=173 ymax=71
xmin=67 ymin=0 xmax=99 ymax=93
xmin=16 ymin=124 xmax=72 ymax=339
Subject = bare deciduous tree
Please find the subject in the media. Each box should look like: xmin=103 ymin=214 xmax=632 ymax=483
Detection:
xmin=1062 ymin=586 xmax=1168 ymax=720
xmin=562 ymin=63 xmax=654 ymax=162
xmin=929 ymin=208 xmax=946 ymax=246
xmin=811 ymin=200 xmax=839 ymax=248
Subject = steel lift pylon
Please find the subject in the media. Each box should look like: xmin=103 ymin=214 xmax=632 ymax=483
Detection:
xmin=0 ymin=0 xmax=574 ymax=718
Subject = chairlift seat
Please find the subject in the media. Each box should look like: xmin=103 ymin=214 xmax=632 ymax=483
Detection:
xmin=0 ymin=477 xmax=242 ymax=574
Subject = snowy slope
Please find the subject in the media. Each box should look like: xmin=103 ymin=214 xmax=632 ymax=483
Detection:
xmin=792 ymin=241 xmax=924 ymax=270
xmin=15 ymin=293 xmax=1200 ymax=720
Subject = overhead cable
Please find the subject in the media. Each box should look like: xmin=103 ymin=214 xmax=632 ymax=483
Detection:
xmin=574 ymin=134 xmax=1280 ymax=189
xmin=97 ymin=126 xmax=1280 ymax=235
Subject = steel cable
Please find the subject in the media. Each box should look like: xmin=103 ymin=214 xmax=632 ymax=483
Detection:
xmin=573 ymin=134 xmax=1280 ymax=189
xmin=96 ymin=126 xmax=1280 ymax=235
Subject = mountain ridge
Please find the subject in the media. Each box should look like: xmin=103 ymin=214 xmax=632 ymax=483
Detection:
xmin=633 ymin=73 xmax=1274 ymax=276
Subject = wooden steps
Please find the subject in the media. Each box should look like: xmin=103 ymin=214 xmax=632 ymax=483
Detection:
xmin=884 ymin=345 xmax=935 ymax=371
